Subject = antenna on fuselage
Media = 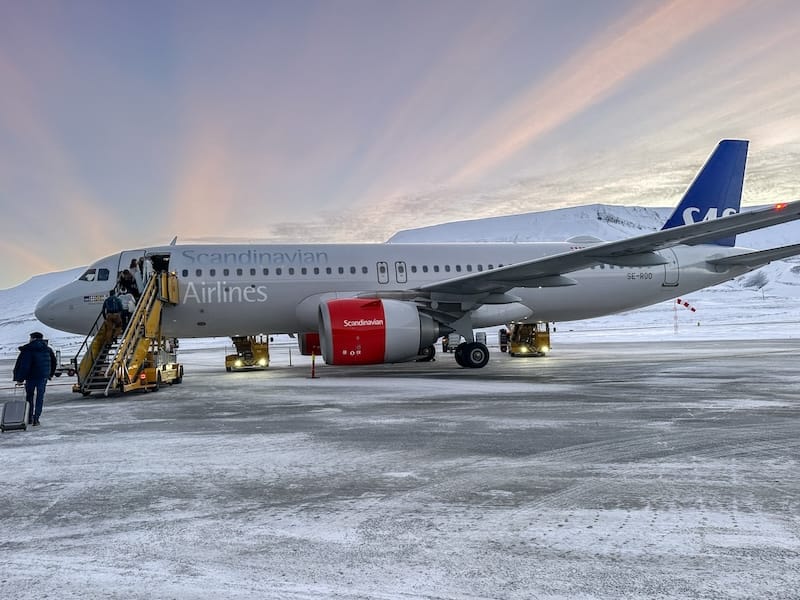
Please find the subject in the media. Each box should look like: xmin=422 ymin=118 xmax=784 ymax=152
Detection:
xmin=169 ymin=236 xmax=177 ymax=246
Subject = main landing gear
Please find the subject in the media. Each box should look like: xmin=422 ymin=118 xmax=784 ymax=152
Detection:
xmin=454 ymin=341 xmax=490 ymax=369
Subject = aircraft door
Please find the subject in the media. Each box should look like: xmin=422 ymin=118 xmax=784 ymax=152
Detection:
xmin=377 ymin=261 xmax=389 ymax=284
xmin=117 ymin=250 xmax=146 ymax=275
xmin=662 ymin=249 xmax=679 ymax=287
xmin=117 ymin=249 xmax=147 ymax=293
xmin=395 ymin=261 xmax=407 ymax=284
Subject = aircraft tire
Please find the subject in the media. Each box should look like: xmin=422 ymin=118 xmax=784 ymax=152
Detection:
xmin=461 ymin=342 xmax=490 ymax=368
xmin=416 ymin=345 xmax=436 ymax=362
xmin=454 ymin=343 xmax=466 ymax=367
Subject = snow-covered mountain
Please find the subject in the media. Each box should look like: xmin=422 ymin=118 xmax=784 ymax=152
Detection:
xmin=2 ymin=203 xmax=799 ymax=357
xmin=389 ymin=203 xmax=800 ymax=249
xmin=0 ymin=267 xmax=84 ymax=357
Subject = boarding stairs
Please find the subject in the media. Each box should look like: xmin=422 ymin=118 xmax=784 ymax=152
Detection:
xmin=73 ymin=272 xmax=180 ymax=396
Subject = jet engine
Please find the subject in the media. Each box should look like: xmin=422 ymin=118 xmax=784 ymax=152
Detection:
xmin=318 ymin=298 xmax=442 ymax=365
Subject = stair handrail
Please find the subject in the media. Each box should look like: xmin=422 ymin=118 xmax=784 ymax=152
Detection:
xmin=72 ymin=308 xmax=107 ymax=389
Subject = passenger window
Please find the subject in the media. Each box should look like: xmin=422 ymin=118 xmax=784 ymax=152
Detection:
xmin=262 ymin=268 xmax=269 ymax=275
xmin=326 ymin=267 xmax=332 ymax=274
xmin=488 ymin=264 xmax=494 ymax=270
xmin=338 ymin=267 xmax=344 ymax=274
xmin=301 ymin=267 xmax=307 ymax=275
xmin=422 ymin=265 xmax=429 ymax=273
xmin=362 ymin=266 xmax=368 ymax=274
xmin=411 ymin=266 xmax=417 ymax=273
xmin=455 ymin=265 xmax=462 ymax=272
xmin=466 ymin=265 xmax=472 ymax=272
xmin=195 ymin=269 xmax=202 ymax=277
xmin=477 ymin=265 xmax=483 ymax=272
xmin=78 ymin=269 xmax=97 ymax=282
xmin=98 ymin=268 xmax=110 ymax=281
xmin=445 ymin=265 xmax=451 ymax=272
xmin=433 ymin=265 xmax=440 ymax=272
xmin=250 ymin=268 xmax=256 ymax=276
xmin=236 ymin=268 xmax=243 ymax=276
xmin=313 ymin=267 xmax=319 ymax=275
xmin=350 ymin=266 xmax=356 ymax=274
xmin=210 ymin=269 xmax=216 ymax=276
xmin=276 ymin=268 xmax=282 ymax=276
xmin=288 ymin=267 xmax=295 ymax=275
xmin=223 ymin=269 xmax=230 ymax=276
xmin=181 ymin=269 xmax=188 ymax=277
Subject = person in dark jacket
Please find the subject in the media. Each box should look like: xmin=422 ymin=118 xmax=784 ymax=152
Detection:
xmin=13 ymin=332 xmax=57 ymax=426
xmin=102 ymin=289 xmax=124 ymax=338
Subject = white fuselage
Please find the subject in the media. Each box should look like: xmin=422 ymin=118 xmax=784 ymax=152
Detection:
xmin=35 ymin=242 xmax=753 ymax=337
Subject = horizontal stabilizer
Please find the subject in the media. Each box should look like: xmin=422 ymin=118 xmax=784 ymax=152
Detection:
xmin=708 ymin=243 xmax=800 ymax=267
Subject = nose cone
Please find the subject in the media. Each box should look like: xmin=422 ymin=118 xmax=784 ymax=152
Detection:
xmin=35 ymin=288 xmax=62 ymax=327
xmin=35 ymin=287 xmax=89 ymax=334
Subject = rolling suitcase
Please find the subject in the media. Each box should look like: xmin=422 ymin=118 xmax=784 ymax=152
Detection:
xmin=1 ymin=387 xmax=29 ymax=432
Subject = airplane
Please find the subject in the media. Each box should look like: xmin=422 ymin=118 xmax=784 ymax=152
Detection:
xmin=35 ymin=139 xmax=800 ymax=369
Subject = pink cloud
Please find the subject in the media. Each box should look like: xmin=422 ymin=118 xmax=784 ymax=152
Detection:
xmin=449 ymin=0 xmax=749 ymax=185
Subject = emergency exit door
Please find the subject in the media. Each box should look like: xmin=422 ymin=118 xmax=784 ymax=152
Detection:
xmin=395 ymin=261 xmax=407 ymax=283
xmin=377 ymin=261 xmax=389 ymax=284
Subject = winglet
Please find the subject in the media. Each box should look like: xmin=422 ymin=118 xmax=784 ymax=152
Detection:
xmin=661 ymin=139 xmax=749 ymax=246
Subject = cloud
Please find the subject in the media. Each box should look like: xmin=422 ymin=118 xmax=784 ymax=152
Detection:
xmin=448 ymin=0 xmax=749 ymax=185
xmin=0 ymin=46 xmax=114 ymax=255
xmin=168 ymin=118 xmax=238 ymax=237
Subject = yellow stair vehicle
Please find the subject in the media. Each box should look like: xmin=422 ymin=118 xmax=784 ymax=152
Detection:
xmin=225 ymin=335 xmax=270 ymax=371
xmin=506 ymin=322 xmax=551 ymax=357
xmin=73 ymin=271 xmax=184 ymax=396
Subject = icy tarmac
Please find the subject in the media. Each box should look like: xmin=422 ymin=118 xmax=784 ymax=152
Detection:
xmin=1 ymin=339 xmax=799 ymax=599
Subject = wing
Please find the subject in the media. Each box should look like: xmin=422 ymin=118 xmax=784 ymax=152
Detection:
xmin=416 ymin=200 xmax=800 ymax=296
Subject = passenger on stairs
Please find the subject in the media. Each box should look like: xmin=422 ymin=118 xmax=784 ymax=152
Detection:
xmin=118 ymin=269 xmax=139 ymax=301
xmin=118 ymin=288 xmax=136 ymax=329
xmin=131 ymin=259 xmax=144 ymax=296
xmin=102 ymin=289 xmax=124 ymax=338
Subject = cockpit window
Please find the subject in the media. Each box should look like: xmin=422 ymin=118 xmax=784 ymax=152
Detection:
xmin=78 ymin=268 xmax=110 ymax=282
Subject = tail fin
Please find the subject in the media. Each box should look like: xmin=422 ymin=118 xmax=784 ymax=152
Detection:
xmin=661 ymin=139 xmax=749 ymax=246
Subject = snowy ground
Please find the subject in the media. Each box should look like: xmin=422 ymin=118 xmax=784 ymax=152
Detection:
xmin=1 ymin=337 xmax=799 ymax=599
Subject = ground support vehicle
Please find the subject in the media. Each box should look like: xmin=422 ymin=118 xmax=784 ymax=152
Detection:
xmin=225 ymin=335 xmax=270 ymax=371
xmin=507 ymin=323 xmax=551 ymax=357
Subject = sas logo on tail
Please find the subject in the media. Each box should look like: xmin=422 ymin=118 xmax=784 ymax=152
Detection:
xmin=682 ymin=207 xmax=737 ymax=225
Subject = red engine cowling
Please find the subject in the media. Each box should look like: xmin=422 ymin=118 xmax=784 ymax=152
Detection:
xmin=298 ymin=332 xmax=321 ymax=356
xmin=318 ymin=298 xmax=441 ymax=365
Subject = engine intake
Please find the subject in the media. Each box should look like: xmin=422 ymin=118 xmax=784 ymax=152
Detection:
xmin=318 ymin=298 xmax=441 ymax=365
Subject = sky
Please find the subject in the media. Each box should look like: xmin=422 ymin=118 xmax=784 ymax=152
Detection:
xmin=1 ymin=0 xmax=799 ymax=290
